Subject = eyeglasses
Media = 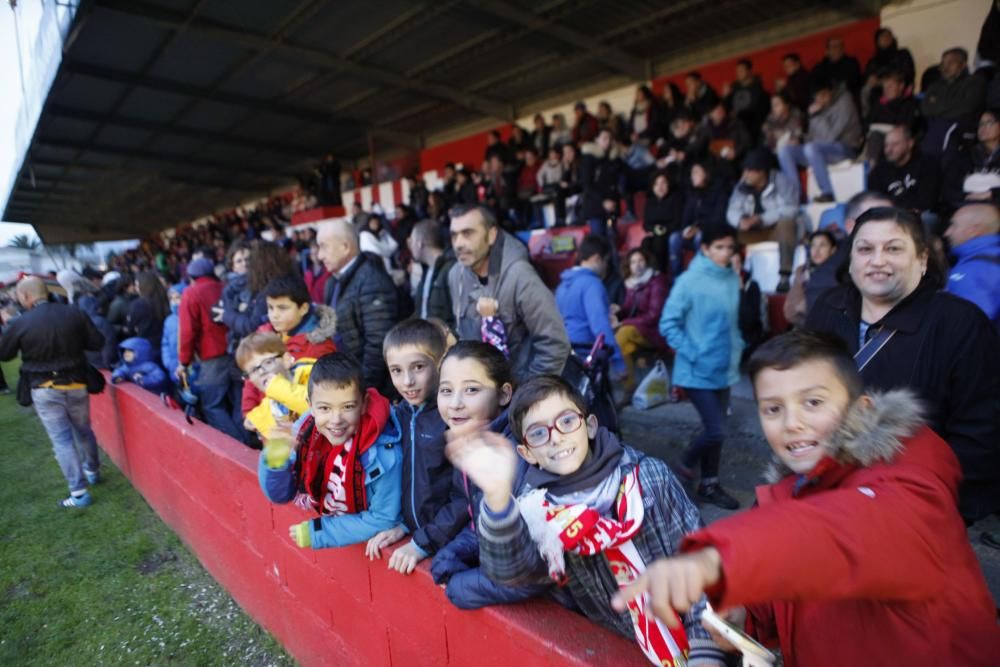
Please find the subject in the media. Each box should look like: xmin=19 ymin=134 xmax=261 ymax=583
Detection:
xmin=244 ymin=355 xmax=281 ymax=379
xmin=522 ymin=410 xmax=584 ymax=448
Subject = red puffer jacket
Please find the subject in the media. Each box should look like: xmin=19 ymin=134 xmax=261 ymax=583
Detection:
xmin=683 ymin=390 xmax=1000 ymax=667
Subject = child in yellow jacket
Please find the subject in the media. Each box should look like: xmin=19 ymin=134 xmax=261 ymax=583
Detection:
xmin=236 ymin=332 xmax=313 ymax=441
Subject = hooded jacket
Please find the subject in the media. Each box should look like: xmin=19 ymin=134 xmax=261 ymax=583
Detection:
xmin=806 ymin=279 xmax=1000 ymax=520
xmin=111 ymin=337 xmax=171 ymax=395
xmin=160 ymin=284 xmax=185 ymax=380
xmin=555 ymin=266 xmax=624 ymax=371
xmin=659 ymin=253 xmax=743 ymax=389
xmin=806 ymin=86 xmax=862 ymax=148
xmin=449 ymin=232 xmax=570 ymax=383
xmin=946 ymin=233 xmax=1000 ymax=329
xmin=258 ymin=388 xmax=403 ymax=548
xmin=682 ymin=391 xmax=1000 ymax=667
xmin=240 ymin=304 xmax=337 ymax=418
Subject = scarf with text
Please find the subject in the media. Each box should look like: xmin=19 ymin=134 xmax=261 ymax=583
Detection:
xmin=521 ymin=466 xmax=690 ymax=667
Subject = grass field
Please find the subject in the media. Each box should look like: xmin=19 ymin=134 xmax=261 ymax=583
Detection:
xmin=0 ymin=358 xmax=295 ymax=667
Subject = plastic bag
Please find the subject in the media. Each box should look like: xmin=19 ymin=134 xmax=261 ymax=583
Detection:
xmin=631 ymin=360 xmax=670 ymax=410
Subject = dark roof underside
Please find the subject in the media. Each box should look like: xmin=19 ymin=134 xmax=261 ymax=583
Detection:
xmin=5 ymin=0 xmax=879 ymax=243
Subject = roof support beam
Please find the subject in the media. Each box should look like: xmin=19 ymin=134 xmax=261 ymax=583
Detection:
xmin=93 ymin=0 xmax=514 ymax=120
xmin=470 ymin=0 xmax=649 ymax=81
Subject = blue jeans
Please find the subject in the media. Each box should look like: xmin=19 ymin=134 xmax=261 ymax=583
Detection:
xmin=668 ymin=230 xmax=702 ymax=278
xmin=777 ymin=142 xmax=855 ymax=198
xmin=31 ymin=387 xmax=100 ymax=493
xmin=195 ymin=356 xmax=247 ymax=443
xmin=682 ymin=387 xmax=730 ymax=482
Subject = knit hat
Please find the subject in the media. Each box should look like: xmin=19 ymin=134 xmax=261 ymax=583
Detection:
xmin=187 ymin=257 xmax=215 ymax=279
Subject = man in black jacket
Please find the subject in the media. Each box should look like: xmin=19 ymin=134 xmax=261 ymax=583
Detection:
xmin=0 ymin=277 xmax=104 ymax=508
xmin=408 ymin=219 xmax=455 ymax=329
xmin=867 ymin=125 xmax=941 ymax=227
xmin=317 ymin=219 xmax=399 ymax=393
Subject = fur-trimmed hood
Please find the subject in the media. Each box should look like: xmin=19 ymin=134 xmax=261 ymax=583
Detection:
xmin=765 ymin=389 xmax=924 ymax=483
xmin=302 ymin=304 xmax=337 ymax=343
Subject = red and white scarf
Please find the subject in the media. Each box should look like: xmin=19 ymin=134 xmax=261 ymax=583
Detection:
xmin=520 ymin=467 xmax=690 ymax=667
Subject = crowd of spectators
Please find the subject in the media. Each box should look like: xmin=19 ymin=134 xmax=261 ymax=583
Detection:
xmin=1 ymin=17 xmax=999 ymax=665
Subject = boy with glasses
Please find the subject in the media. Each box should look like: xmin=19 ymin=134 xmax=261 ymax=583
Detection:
xmin=236 ymin=332 xmax=312 ymax=441
xmin=446 ymin=375 xmax=723 ymax=667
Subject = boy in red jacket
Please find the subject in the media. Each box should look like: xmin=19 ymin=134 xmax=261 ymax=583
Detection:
xmin=614 ymin=330 xmax=999 ymax=667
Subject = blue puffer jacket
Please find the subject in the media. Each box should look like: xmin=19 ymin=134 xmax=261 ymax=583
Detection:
xmin=258 ymin=407 xmax=404 ymax=548
xmin=659 ymin=252 xmax=743 ymax=389
xmin=393 ymin=400 xmax=458 ymax=556
xmin=111 ymin=337 xmax=172 ymax=394
xmin=77 ymin=295 xmax=117 ymax=369
xmin=161 ymin=283 xmax=186 ymax=382
xmin=555 ymin=266 xmax=624 ymax=372
xmin=429 ymin=410 xmax=546 ymax=609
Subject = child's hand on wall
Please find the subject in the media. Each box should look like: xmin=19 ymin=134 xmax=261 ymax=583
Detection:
xmin=289 ymin=521 xmax=311 ymax=548
xmin=365 ymin=526 xmax=405 ymax=560
xmin=446 ymin=429 xmax=517 ymax=514
xmin=387 ymin=541 xmax=426 ymax=575
xmin=263 ymin=437 xmax=292 ymax=469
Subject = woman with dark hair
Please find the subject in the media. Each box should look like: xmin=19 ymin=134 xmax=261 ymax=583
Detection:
xmin=219 ymin=239 xmax=252 ymax=353
xmin=942 ymin=109 xmax=1000 ymax=207
xmin=807 ymin=206 xmax=1000 ymax=524
xmin=128 ymin=271 xmax=170 ymax=358
xmin=222 ymin=242 xmax=296 ymax=341
xmin=612 ymin=248 xmax=670 ymax=401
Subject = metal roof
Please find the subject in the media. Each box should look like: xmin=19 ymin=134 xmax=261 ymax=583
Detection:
xmin=5 ymin=0 xmax=881 ymax=243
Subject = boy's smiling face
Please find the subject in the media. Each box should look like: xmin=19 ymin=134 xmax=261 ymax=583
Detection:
xmin=517 ymin=393 xmax=596 ymax=476
xmin=309 ymin=381 xmax=365 ymax=446
xmin=267 ymin=296 xmax=309 ymax=334
xmin=242 ymin=350 xmax=292 ymax=392
xmin=386 ymin=344 xmax=438 ymax=407
xmin=754 ymin=360 xmax=856 ymax=475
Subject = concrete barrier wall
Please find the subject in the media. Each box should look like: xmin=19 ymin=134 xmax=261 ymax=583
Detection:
xmin=89 ymin=380 xmax=646 ymax=667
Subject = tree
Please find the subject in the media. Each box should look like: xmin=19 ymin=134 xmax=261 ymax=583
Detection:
xmin=6 ymin=234 xmax=40 ymax=250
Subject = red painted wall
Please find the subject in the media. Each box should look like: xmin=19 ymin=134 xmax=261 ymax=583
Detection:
xmin=89 ymin=380 xmax=646 ymax=667
xmin=418 ymin=18 xmax=880 ymax=174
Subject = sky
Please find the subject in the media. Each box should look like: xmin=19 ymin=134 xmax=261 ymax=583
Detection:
xmin=0 ymin=1 xmax=76 ymax=247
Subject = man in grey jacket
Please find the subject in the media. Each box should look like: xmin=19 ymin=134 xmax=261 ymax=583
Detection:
xmin=777 ymin=79 xmax=862 ymax=202
xmin=727 ymin=149 xmax=801 ymax=292
xmin=447 ymin=205 xmax=570 ymax=382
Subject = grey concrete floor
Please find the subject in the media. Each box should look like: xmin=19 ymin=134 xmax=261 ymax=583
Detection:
xmin=616 ymin=381 xmax=1000 ymax=606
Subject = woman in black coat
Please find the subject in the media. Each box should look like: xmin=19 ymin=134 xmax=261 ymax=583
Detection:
xmin=128 ymin=271 xmax=169 ymax=360
xmin=806 ymin=206 xmax=1000 ymax=523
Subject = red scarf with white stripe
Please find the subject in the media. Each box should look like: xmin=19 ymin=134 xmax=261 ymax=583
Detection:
xmin=524 ymin=466 xmax=690 ymax=667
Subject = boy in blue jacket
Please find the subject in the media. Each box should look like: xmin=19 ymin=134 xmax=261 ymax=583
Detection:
xmin=161 ymin=282 xmax=185 ymax=385
xmin=555 ymin=235 xmax=625 ymax=374
xmin=111 ymin=337 xmax=172 ymax=395
xmin=364 ymin=319 xmax=459 ymax=574
xmin=258 ymin=352 xmax=403 ymax=549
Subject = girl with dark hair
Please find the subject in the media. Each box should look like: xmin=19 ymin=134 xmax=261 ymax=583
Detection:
xmin=223 ymin=242 xmax=296 ymax=341
xmin=612 ymin=248 xmax=670 ymax=401
xmin=219 ymin=240 xmax=252 ymax=353
xmin=807 ymin=206 xmax=1000 ymax=524
xmin=128 ymin=271 xmax=170 ymax=358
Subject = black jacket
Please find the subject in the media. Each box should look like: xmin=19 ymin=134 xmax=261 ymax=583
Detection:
xmin=578 ymin=144 xmax=622 ymax=220
xmin=0 ymin=301 xmax=105 ymax=387
xmin=414 ymin=252 xmax=456 ymax=329
xmin=866 ymin=151 xmax=941 ymax=213
xmin=867 ymin=95 xmax=920 ymax=130
xmin=812 ymin=55 xmax=862 ymax=96
xmin=323 ymin=252 xmax=399 ymax=392
xmin=681 ymin=182 xmax=729 ymax=233
xmin=642 ymin=191 xmax=684 ymax=236
xmin=806 ymin=281 xmax=1000 ymax=520
xmin=127 ymin=297 xmax=165 ymax=356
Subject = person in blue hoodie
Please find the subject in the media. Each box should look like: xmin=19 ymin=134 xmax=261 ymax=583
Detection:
xmin=76 ymin=295 xmax=118 ymax=369
xmin=944 ymin=203 xmax=1000 ymax=331
xmin=554 ymin=235 xmax=625 ymax=376
xmin=111 ymin=337 xmax=172 ymax=395
xmin=659 ymin=225 xmax=744 ymax=510
xmin=161 ymin=282 xmax=186 ymax=385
